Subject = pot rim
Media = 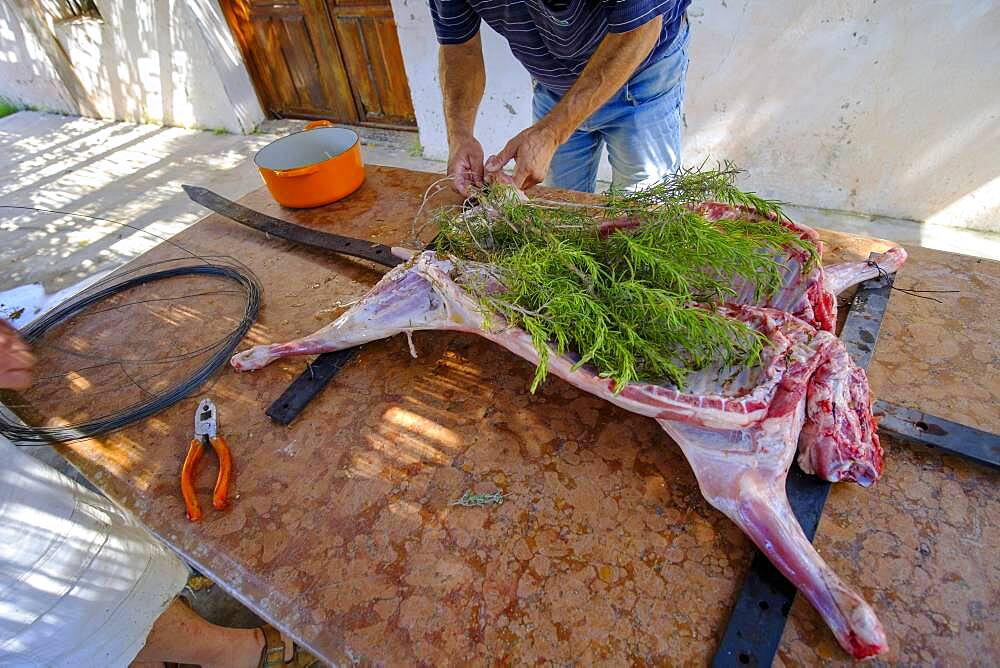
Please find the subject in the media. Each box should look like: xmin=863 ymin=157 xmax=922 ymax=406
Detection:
xmin=253 ymin=126 xmax=361 ymax=172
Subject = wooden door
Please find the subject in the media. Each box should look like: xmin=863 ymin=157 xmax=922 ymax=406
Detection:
xmin=323 ymin=0 xmax=416 ymax=126
xmin=221 ymin=0 xmax=416 ymax=128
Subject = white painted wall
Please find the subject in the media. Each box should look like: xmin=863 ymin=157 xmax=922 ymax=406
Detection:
xmin=0 ymin=0 xmax=264 ymax=133
xmin=0 ymin=2 xmax=77 ymax=113
xmin=391 ymin=0 xmax=532 ymax=162
xmin=392 ymin=0 xmax=1000 ymax=232
xmin=684 ymin=1 xmax=1000 ymax=233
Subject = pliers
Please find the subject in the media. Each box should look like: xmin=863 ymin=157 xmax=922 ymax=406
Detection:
xmin=181 ymin=398 xmax=232 ymax=522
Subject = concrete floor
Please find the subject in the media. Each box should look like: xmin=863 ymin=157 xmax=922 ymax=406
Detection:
xmin=0 ymin=111 xmax=443 ymax=297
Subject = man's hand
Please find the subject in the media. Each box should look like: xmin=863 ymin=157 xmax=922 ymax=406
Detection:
xmin=485 ymin=123 xmax=561 ymax=190
xmin=0 ymin=320 xmax=34 ymax=390
xmin=448 ymin=135 xmax=485 ymax=197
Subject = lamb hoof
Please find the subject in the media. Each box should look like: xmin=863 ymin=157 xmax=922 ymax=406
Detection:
xmin=230 ymin=346 xmax=273 ymax=371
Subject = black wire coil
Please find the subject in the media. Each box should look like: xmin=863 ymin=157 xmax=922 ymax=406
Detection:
xmin=1 ymin=263 xmax=261 ymax=445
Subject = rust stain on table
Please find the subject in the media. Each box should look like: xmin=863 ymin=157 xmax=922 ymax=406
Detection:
xmin=10 ymin=167 xmax=998 ymax=665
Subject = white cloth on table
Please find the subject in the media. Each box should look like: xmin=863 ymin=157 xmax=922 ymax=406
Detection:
xmin=0 ymin=436 xmax=188 ymax=667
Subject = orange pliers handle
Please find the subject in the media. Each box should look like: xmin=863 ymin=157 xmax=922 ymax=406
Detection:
xmin=180 ymin=434 xmax=232 ymax=522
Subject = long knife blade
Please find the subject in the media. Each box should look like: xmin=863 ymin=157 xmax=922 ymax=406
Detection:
xmin=183 ymin=184 xmax=418 ymax=426
xmin=182 ymin=184 xmax=401 ymax=268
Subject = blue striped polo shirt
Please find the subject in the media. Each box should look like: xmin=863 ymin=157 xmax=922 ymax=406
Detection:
xmin=429 ymin=0 xmax=690 ymax=95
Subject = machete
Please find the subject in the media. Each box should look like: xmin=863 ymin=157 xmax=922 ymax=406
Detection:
xmin=182 ymin=184 xmax=402 ymax=269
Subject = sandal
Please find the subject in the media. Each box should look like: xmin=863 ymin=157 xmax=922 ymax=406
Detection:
xmin=258 ymin=623 xmax=321 ymax=667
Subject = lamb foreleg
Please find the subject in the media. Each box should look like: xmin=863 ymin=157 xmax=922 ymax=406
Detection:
xmin=231 ymin=258 xmax=457 ymax=371
xmin=824 ymin=246 xmax=907 ymax=295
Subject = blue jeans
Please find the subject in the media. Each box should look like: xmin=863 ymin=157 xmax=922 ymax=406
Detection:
xmin=533 ymin=22 xmax=690 ymax=193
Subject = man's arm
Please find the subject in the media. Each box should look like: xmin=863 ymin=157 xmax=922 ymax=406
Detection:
xmin=440 ymin=33 xmax=487 ymax=196
xmin=485 ymin=16 xmax=663 ymax=190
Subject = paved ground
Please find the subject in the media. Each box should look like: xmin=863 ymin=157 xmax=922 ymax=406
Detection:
xmin=0 ymin=111 xmax=443 ymax=297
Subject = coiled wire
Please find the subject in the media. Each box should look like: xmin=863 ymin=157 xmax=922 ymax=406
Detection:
xmin=0 ymin=206 xmax=262 ymax=444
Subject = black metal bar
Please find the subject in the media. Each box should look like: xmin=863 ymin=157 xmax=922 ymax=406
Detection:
xmin=875 ymin=399 xmax=1000 ymax=469
xmin=836 ymin=262 xmax=894 ymax=371
xmin=713 ymin=256 xmax=894 ymax=667
xmin=265 ymin=348 xmax=361 ymax=425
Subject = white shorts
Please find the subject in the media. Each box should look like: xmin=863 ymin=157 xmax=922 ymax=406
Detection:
xmin=0 ymin=437 xmax=188 ymax=667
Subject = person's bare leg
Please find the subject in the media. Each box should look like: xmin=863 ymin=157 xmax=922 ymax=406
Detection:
xmin=131 ymin=598 xmax=267 ymax=668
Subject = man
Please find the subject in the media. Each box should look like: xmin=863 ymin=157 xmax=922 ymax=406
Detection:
xmin=431 ymin=0 xmax=691 ymax=195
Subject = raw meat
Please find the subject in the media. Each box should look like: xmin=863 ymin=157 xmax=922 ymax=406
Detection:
xmin=231 ymin=204 xmax=906 ymax=659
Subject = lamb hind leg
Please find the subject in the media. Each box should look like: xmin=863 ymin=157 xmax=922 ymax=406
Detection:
xmin=658 ymin=403 xmax=887 ymax=659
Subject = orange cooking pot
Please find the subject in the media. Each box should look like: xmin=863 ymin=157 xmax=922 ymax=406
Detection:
xmin=254 ymin=120 xmax=364 ymax=209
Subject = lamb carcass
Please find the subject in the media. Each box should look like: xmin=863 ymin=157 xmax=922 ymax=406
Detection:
xmin=231 ymin=204 xmax=906 ymax=659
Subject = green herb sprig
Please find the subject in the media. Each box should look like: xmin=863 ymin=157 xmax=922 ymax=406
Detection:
xmin=433 ymin=163 xmax=817 ymax=392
